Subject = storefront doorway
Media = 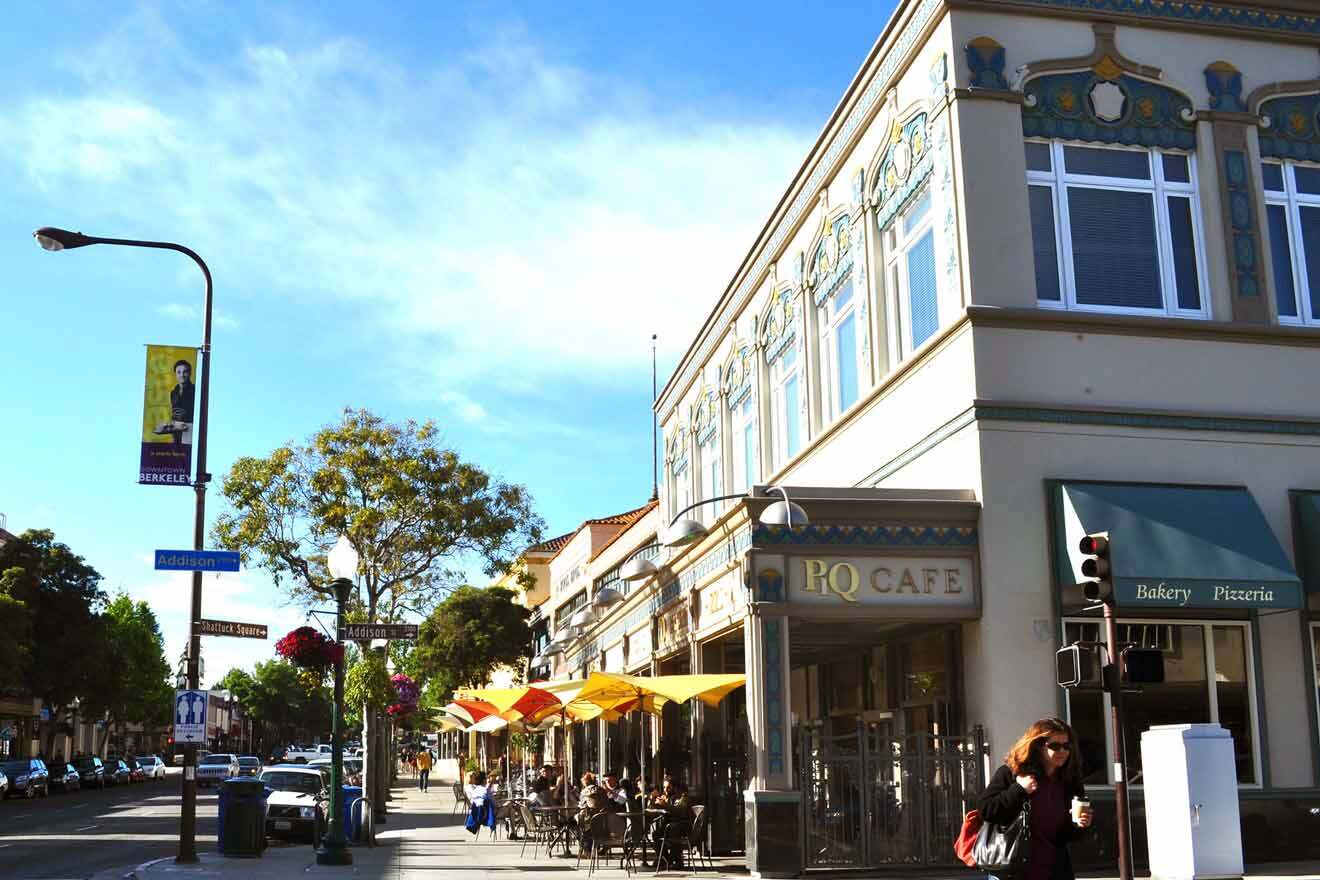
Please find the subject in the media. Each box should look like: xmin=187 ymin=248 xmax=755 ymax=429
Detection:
xmin=790 ymin=623 xmax=979 ymax=869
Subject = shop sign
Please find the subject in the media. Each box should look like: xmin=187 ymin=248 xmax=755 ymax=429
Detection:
xmin=790 ymin=556 xmax=976 ymax=608
xmin=696 ymin=573 xmax=743 ymax=632
xmin=655 ymin=603 xmax=689 ymax=655
xmin=1117 ymin=579 xmax=1299 ymax=609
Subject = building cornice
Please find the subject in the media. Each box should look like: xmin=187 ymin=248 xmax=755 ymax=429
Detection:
xmin=965 ymin=305 xmax=1320 ymax=348
xmin=950 ymin=0 xmax=1320 ymax=43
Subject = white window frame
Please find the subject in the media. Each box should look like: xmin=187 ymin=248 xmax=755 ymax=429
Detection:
xmin=883 ymin=185 xmax=939 ymax=360
xmin=730 ymin=393 xmax=758 ymax=494
xmin=670 ymin=458 xmax=691 ymax=522
xmin=769 ymin=345 xmax=802 ymax=470
xmin=1062 ymin=616 xmax=1262 ymax=789
xmin=819 ymin=279 xmax=863 ymax=421
xmin=1027 ymin=140 xmax=1210 ymax=319
xmin=1262 ymin=160 xmax=1320 ymax=326
xmin=698 ymin=431 xmax=721 ymax=519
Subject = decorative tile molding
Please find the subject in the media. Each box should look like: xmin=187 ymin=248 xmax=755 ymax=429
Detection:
xmin=1257 ymin=92 xmax=1320 ymax=161
xmin=722 ymin=342 xmax=755 ymax=407
xmin=1205 ymin=61 xmax=1247 ymax=113
xmin=809 ymin=217 xmax=857 ymax=307
xmin=760 ymin=288 xmax=799 ymax=365
xmin=965 ymin=37 xmax=1008 ymax=90
xmin=658 ymin=0 xmax=945 ymax=420
xmin=762 ymin=618 xmax=785 ymax=776
xmin=1222 ymin=148 xmax=1264 ymax=302
xmin=1020 ymin=23 xmax=1195 ymax=150
xmin=869 ymin=112 xmax=934 ymax=230
xmin=755 ymin=566 xmax=784 ymax=602
xmin=693 ymin=386 xmax=719 ymax=445
xmin=932 ymin=50 xmax=961 ymax=318
xmin=752 ymin=523 xmax=979 ymax=547
xmin=990 ymin=0 xmax=1320 ymax=38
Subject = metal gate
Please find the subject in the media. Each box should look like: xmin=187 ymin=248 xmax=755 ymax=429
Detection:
xmin=703 ymin=735 xmax=749 ymax=854
xmin=796 ymin=724 xmax=987 ymax=869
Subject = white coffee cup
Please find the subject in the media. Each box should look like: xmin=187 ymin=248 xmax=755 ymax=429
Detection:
xmin=1071 ymin=796 xmax=1091 ymax=825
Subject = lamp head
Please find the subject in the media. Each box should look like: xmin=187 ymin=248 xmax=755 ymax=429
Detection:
xmin=618 ymin=556 xmax=659 ymax=582
xmin=759 ymin=486 xmax=810 ymax=528
xmin=663 ymin=518 xmax=707 ymax=547
xmin=568 ymin=607 xmax=596 ymax=630
xmin=327 ymin=535 xmax=359 ymax=581
xmin=33 ymin=227 xmax=93 ymax=252
xmin=591 ymin=586 xmax=624 ymax=611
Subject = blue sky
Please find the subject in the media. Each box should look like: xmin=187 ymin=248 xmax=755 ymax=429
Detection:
xmin=0 ymin=1 xmax=895 ymax=680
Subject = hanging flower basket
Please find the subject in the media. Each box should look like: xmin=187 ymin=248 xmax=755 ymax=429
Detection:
xmin=386 ymin=702 xmax=416 ymax=718
xmin=275 ymin=626 xmax=344 ymax=670
xmin=387 ymin=673 xmax=419 ymax=718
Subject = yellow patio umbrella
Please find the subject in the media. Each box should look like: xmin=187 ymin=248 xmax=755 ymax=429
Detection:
xmin=571 ymin=671 xmax=747 ymax=788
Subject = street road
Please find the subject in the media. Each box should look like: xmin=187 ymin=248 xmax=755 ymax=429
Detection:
xmin=0 ymin=769 xmax=217 ymax=880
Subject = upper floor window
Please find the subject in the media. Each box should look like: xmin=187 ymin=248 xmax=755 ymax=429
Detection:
xmin=1027 ymin=141 xmax=1207 ymax=317
xmin=884 ymin=187 xmax=939 ymax=355
xmin=698 ymin=431 xmax=721 ymax=517
xmin=820 ymin=279 xmax=861 ymax=418
xmin=1262 ymin=161 xmax=1320 ymax=325
xmin=769 ymin=345 xmax=801 ymax=470
xmin=730 ymin=392 xmax=758 ymax=493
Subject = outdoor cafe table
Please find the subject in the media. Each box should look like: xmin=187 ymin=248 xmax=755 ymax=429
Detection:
xmin=531 ymin=805 xmax=580 ymax=857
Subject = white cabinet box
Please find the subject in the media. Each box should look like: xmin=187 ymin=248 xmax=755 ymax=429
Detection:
xmin=1140 ymin=723 xmax=1243 ymax=880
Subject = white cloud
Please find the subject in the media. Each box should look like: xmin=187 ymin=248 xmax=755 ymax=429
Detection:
xmin=155 ymin=302 xmax=240 ymax=330
xmin=0 ymin=10 xmax=811 ymax=419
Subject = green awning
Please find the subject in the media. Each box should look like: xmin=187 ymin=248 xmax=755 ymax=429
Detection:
xmin=1055 ymin=482 xmax=1302 ymax=610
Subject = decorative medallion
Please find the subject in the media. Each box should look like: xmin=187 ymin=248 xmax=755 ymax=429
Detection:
xmin=1204 ymin=61 xmax=1246 ymax=113
xmin=1092 ymin=54 xmax=1124 ymax=82
xmin=1258 ymin=92 xmax=1320 ymax=161
xmin=761 ymin=289 xmax=797 ymax=364
xmin=869 ymin=112 xmax=933 ymax=230
xmin=1089 ymin=81 xmax=1126 ymax=122
xmin=965 ymin=37 xmax=1008 ymax=91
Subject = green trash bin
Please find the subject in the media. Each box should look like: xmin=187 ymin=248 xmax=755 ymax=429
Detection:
xmin=220 ymin=777 xmax=268 ymax=857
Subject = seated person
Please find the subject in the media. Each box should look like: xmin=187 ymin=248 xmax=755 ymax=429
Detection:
xmin=530 ymin=775 xmax=558 ymax=808
xmin=465 ymin=769 xmax=492 ymax=803
xmin=600 ymin=770 xmax=629 ymax=811
xmin=649 ymin=778 xmax=693 ymax=865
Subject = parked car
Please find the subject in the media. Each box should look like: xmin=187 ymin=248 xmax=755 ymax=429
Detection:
xmin=2 ymin=759 xmax=49 ymax=798
xmin=0 ymin=768 xmax=8 ymax=799
xmin=259 ymin=765 xmax=327 ymax=841
xmin=47 ymin=762 xmax=81 ymax=794
xmin=282 ymin=744 xmax=332 ymax=764
xmin=308 ymin=756 xmax=363 ymax=779
xmin=103 ymin=759 xmax=131 ymax=786
xmin=74 ymin=756 xmax=106 ymax=789
xmin=136 ymin=755 xmax=167 ymax=780
xmin=196 ymin=753 xmax=240 ymax=787
xmin=237 ymin=756 xmax=261 ymax=778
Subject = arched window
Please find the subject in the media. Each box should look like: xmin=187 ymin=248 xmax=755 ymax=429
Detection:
xmin=665 ymin=425 xmax=691 ymax=521
xmin=1258 ymin=91 xmax=1320 ymax=325
xmin=811 ymin=216 xmax=862 ymax=419
xmin=693 ymin=387 xmax=722 ymax=519
xmin=760 ymin=289 xmax=803 ymax=471
xmin=723 ymin=343 xmax=758 ymax=494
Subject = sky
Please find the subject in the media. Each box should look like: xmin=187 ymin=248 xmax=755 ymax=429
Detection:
xmin=0 ymin=1 xmax=896 ymax=684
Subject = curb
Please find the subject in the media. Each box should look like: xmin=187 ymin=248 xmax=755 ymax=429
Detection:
xmin=127 ymin=856 xmax=174 ymax=879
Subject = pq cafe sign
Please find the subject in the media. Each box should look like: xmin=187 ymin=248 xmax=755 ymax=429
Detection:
xmin=791 ymin=555 xmax=977 ymax=612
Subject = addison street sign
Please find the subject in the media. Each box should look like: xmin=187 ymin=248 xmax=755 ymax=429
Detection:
xmin=195 ymin=618 xmax=268 ymax=640
xmin=340 ymin=623 xmax=419 ymax=641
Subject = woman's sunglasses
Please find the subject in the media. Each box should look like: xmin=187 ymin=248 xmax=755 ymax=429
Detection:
xmin=1043 ymin=739 xmax=1072 ymax=753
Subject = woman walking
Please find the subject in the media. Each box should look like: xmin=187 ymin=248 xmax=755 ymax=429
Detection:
xmin=977 ymin=717 xmax=1093 ymax=880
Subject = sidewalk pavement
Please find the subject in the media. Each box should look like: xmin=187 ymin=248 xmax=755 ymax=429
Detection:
xmin=92 ymin=776 xmax=1320 ymax=880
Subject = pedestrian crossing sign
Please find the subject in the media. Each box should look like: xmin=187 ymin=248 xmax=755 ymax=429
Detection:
xmin=174 ymin=689 xmax=208 ymax=744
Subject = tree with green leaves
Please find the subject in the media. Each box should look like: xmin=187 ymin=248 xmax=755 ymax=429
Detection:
xmin=80 ymin=594 xmax=172 ymax=755
xmin=0 ymin=529 xmax=106 ymax=755
xmin=211 ymin=408 xmax=543 ymax=813
xmin=218 ymin=662 xmax=332 ymax=754
xmin=410 ymin=585 xmax=534 ymax=699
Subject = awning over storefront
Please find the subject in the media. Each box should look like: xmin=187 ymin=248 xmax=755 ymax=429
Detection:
xmin=1055 ymin=481 xmax=1302 ymax=610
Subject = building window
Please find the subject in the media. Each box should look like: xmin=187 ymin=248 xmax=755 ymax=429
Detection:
xmin=1027 ymin=141 xmax=1207 ymax=317
xmin=698 ymin=432 xmax=721 ymax=519
xmin=1064 ymin=619 xmax=1259 ymax=786
xmin=820 ymin=279 xmax=861 ymax=419
xmin=1262 ymin=161 xmax=1320 ymax=325
xmin=670 ymin=458 xmax=691 ymax=521
xmin=730 ymin=393 xmax=758 ymax=493
xmin=769 ymin=345 xmax=801 ymax=469
xmin=884 ymin=187 xmax=940 ymax=355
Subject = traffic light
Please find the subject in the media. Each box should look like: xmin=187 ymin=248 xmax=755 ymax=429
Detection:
xmin=1122 ymin=646 xmax=1165 ymax=684
xmin=1078 ymin=532 xmax=1112 ymax=603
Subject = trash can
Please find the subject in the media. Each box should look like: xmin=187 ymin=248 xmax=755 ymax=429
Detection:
xmin=219 ymin=777 xmax=269 ymax=857
xmin=341 ymin=786 xmax=363 ymax=841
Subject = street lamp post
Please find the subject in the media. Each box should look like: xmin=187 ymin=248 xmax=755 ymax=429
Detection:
xmin=318 ymin=535 xmax=358 ymax=866
xmin=34 ymin=226 xmax=213 ymax=865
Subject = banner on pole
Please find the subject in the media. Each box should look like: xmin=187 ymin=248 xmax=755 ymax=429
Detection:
xmin=139 ymin=344 xmax=197 ymax=486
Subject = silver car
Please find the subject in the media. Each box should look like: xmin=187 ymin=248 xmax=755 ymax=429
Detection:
xmin=136 ymin=755 xmax=167 ymax=780
xmin=195 ymin=753 xmax=239 ymax=787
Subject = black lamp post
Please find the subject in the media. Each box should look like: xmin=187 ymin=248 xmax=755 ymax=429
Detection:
xmin=34 ymin=225 xmax=213 ymax=865
xmin=317 ymin=535 xmax=358 ymax=866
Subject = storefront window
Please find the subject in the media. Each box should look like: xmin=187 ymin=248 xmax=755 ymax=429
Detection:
xmin=1064 ymin=619 xmax=1258 ymax=785
xmin=900 ymin=633 xmax=949 ymax=702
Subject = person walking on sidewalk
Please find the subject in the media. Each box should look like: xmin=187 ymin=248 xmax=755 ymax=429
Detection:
xmin=416 ymin=746 xmax=433 ymax=792
xmin=976 ymin=717 xmax=1093 ymax=880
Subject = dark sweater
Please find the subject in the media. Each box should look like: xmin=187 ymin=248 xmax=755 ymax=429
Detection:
xmin=976 ymin=764 xmax=1088 ymax=880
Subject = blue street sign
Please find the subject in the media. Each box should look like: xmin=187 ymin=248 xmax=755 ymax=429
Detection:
xmin=154 ymin=549 xmax=240 ymax=572
xmin=174 ymin=689 xmax=208 ymax=744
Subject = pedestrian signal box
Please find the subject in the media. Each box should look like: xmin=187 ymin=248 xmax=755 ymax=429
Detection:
xmin=1056 ymin=643 xmax=1100 ymax=688
xmin=1123 ymin=646 xmax=1165 ymax=684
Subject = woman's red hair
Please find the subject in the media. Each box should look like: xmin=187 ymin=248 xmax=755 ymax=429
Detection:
xmin=1005 ymin=717 xmax=1082 ymax=785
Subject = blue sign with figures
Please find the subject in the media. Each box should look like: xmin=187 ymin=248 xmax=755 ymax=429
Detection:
xmin=174 ymin=689 xmax=208 ymax=744
xmin=154 ymin=550 xmax=240 ymax=572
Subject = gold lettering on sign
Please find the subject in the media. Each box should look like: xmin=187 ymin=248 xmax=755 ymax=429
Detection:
xmin=872 ymin=567 xmax=893 ymax=593
xmin=923 ymin=569 xmax=938 ymax=594
xmin=803 ymin=559 xmax=828 ymax=593
xmin=828 ymin=562 xmax=860 ymax=603
xmin=945 ymin=568 xmax=962 ymax=594
xmin=897 ymin=569 xmax=919 ymax=593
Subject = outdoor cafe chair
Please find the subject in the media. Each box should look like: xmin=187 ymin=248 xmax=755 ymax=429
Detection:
xmin=586 ymin=811 xmax=635 ymax=877
xmin=654 ymin=804 xmax=712 ymax=874
xmin=451 ymin=781 xmax=470 ymax=816
xmin=516 ymin=802 xmax=555 ymax=859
